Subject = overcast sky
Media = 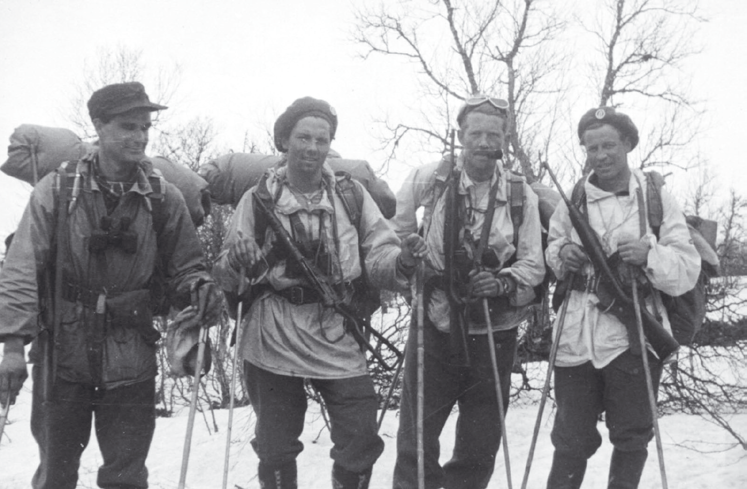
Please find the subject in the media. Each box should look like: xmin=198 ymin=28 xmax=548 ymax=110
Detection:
xmin=0 ymin=0 xmax=745 ymax=243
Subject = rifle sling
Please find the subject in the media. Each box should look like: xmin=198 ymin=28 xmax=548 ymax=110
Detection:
xmin=474 ymin=178 xmax=501 ymax=268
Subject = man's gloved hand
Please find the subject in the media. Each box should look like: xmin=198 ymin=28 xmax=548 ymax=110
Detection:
xmin=559 ymin=242 xmax=589 ymax=273
xmin=227 ymin=229 xmax=263 ymax=272
xmin=468 ymin=270 xmax=516 ymax=299
xmin=191 ymin=280 xmax=224 ymax=327
xmin=618 ymin=235 xmax=650 ymax=267
xmin=397 ymin=233 xmax=427 ymax=275
xmin=0 ymin=337 xmax=28 ymax=407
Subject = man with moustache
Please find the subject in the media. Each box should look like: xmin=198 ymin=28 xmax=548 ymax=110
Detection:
xmin=543 ymin=107 xmax=699 ymax=488
xmin=213 ymin=96 xmax=426 ymax=489
xmin=0 ymin=82 xmax=222 ymax=489
xmin=390 ymin=96 xmax=546 ymax=489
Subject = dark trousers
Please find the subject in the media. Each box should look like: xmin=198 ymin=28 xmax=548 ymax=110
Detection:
xmin=392 ymin=318 xmax=517 ymax=489
xmin=550 ymin=350 xmax=663 ymax=459
xmin=243 ymin=361 xmax=384 ymax=474
xmin=30 ymin=365 xmax=156 ymax=489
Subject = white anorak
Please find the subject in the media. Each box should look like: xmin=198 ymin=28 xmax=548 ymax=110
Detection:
xmin=545 ymin=169 xmax=701 ymax=368
xmin=214 ymin=164 xmax=409 ymax=379
xmin=390 ymin=157 xmax=546 ymax=333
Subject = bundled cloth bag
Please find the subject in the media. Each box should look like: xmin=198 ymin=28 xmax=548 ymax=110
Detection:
xmin=3 ymin=124 xmax=210 ymax=226
xmin=165 ymin=306 xmax=212 ymax=377
xmin=199 ymin=151 xmax=397 ymax=218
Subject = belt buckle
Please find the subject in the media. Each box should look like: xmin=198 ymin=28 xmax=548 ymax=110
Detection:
xmin=289 ymin=286 xmax=304 ymax=305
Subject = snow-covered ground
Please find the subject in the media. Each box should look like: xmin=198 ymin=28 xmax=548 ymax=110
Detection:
xmin=2 ymin=365 xmax=745 ymax=488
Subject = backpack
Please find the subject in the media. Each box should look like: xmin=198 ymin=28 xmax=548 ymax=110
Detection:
xmin=569 ymin=171 xmax=715 ymax=345
xmin=54 ymin=163 xmax=173 ymax=316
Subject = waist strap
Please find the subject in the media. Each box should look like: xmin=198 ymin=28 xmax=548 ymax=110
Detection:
xmin=62 ymin=280 xmax=103 ymax=309
xmin=257 ymin=284 xmax=325 ymax=305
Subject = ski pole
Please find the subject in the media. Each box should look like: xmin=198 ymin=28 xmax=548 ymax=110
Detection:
xmin=178 ymin=288 xmax=210 ymax=489
xmin=631 ymin=276 xmax=669 ymax=489
xmin=377 ymin=347 xmax=406 ymax=431
xmin=222 ymin=268 xmax=247 ymax=489
xmin=520 ymin=275 xmax=574 ymax=489
xmin=0 ymin=399 xmax=9 ymax=441
xmin=484 ymin=299 xmax=513 ymax=489
xmin=416 ymin=264 xmax=426 ymax=489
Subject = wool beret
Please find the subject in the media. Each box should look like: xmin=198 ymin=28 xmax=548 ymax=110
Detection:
xmin=273 ymin=96 xmax=338 ymax=152
xmin=577 ymin=106 xmax=639 ymax=150
xmin=88 ymin=82 xmax=167 ymax=121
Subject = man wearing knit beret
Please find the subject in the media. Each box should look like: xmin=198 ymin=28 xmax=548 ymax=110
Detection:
xmin=214 ymin=96 xmax=426 ymax=488
xmin=543 ymin=106 xmax=700 ymax=488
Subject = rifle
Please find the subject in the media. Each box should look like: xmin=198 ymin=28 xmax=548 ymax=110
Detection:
xmin=542 ymin=162 xmax=678 ymax=361
xmin=442 ymin=130 xmax=470 ymax=366
xmin=39 ymin=152 xmax=65 ymax=403
xmin=253 ymin=193 xmax=401 ymax=370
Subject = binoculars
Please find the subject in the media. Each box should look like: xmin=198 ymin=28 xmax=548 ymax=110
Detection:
xmin=89 ymin=216 xmax=138 ymax=254
xmin=285 ymin=239 xmax=331 ymax=278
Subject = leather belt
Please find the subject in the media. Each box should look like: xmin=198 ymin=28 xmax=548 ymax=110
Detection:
xmin=62 ymin=280 xmax=102 ymax=309
xmin=274 ymin=285 xmax=324 ymax=305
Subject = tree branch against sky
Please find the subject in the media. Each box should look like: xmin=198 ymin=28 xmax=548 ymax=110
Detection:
xmin=65 ymin=45 xmax=182 ymax=141
xmin=353 ymin=0 xmax=569 ymax=182
xmin=581 ymin=0 xmax=706 ymax=172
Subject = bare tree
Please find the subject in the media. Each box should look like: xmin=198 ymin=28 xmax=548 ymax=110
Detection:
xmin=353 ymin=0 xmax=569 ymax=181
xmin=581 ymin=0 xmax=705 ymax=172
xmin=65 ymin=44 xmax=182 ymax=140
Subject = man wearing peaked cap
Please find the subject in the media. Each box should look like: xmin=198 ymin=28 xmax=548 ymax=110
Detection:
xmin=0 ymin=82 xmax=222 ymax=488
xmin=88 ymin=82 xmax=168 ymax=121
xmin=214 ymin=96 xmax=425 ymax=488
xmin=542 ymin=107 xmax=700 ymax=488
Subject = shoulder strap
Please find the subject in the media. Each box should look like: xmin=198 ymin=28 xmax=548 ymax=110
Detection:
xmin=251 ymin=170 xmax=366 ymax=250
xmin=147 ymin=174 xmax=167 ymax=237
xmin=508 ymin=171 xmax=525 ymax=248
xmin=571 ymin=177 xmax=588 ymax=217
xmin=475 ymin=178 xmax=501 ymax=266
xmin=644 ymin=171 xmax=665 ymax=239
xmin=334 ymin=171 xmax=364 ymax=232
xmin=252 ymin=171 xmax=276 ymax=248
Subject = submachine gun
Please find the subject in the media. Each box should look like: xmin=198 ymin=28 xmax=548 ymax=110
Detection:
xmin=543 ymin=163 xmax=679 ymax=361
xmin=253 ymin=194 xmax=401 ymax=370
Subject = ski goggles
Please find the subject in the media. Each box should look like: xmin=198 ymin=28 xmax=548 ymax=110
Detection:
xmin=457 ymin=96 xmax=509 ymax=126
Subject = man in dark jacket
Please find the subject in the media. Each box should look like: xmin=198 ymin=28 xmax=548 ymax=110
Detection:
xmin=0 ymin=82 xmax=222 ymax=489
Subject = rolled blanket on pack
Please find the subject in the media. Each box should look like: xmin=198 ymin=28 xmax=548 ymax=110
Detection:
xmin=2 ymin=124 xmax=210 ymax=226
xmin=199 ymin=151 xmax=397 ymax=218
xmin=529 ymin=181 xmax=560 ymax=231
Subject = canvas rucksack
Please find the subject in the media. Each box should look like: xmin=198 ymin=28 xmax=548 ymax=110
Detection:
xmin=569 ymin=171 xmax=716 ymax=345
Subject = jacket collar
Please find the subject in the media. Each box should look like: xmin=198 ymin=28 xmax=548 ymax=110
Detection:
xmin=78 ymin=152 xmax=156 ymax=197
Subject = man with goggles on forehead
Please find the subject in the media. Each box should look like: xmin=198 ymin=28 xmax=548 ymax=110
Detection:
xmin=390 ymin=96 xmax=545 ymax=488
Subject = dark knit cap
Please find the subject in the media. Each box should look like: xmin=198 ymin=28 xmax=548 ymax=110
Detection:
xmin=273 ymin=96 xmax=338 ymax=152
xmin=88 ymin=82 xmax=167 ymax=121
xmin=577 ymin=107 xmax=639 ymax=150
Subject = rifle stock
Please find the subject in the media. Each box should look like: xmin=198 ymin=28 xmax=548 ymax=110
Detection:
xmin=253 ymin=193 xmax=399 ymax=369
xmin=542 ymin=163 xmax=678 ymax=361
